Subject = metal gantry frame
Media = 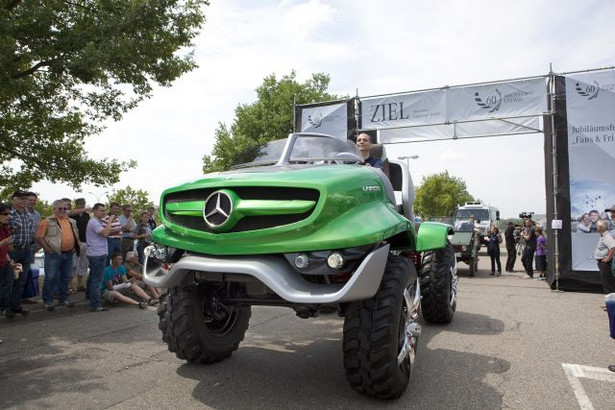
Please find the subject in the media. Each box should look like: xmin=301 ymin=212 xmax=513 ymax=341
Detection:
xmin=294 ymin=65 xmax=615 ymax=287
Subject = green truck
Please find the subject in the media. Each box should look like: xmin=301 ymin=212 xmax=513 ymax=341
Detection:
xmin=143 ymin=133 xmax=457 ymax=399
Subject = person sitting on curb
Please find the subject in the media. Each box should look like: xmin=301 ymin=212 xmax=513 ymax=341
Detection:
xmin=100 ymin=252 xmax=158 ymax=309
xmin=124 ymin=251 xmax=160 ymax=303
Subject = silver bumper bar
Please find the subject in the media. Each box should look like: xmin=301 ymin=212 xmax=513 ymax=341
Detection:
xmin=143 ymin=244 xmax=390 ymax=304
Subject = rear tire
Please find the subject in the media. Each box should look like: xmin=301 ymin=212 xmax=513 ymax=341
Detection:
xmin=343 ymin=255 xmax=421 ymax=399
xmin=158 ymin=283 xmax=251 ymax=363
xmin=420 ymin=242 xmax=457 ymax=324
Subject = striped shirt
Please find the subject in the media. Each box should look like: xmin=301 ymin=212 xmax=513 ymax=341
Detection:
xmin=102 ymin=216 xmax=122 ymax=239
xmin=9 ymin=208 xmax=33 ymax=247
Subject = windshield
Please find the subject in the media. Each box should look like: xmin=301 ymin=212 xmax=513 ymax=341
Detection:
xmin=236 ymin=134 xmax=362 ymax=168
xmin=455 ymin=209 xmax=489 ymax=221
xmin=288 ymin=135 xmax=361 ymax=163
xmin=237 ymin=139 xmax=287 ymax=167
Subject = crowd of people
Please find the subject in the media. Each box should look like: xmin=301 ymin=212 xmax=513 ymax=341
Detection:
xmin=484 ymin=218 xmax=548 ymax=280
xmin=0 ymin=191 xmax=159 ymax=317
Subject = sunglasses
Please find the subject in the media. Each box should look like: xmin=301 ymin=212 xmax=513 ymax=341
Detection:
xmin=56 ymin=208 xmax=68 ymax=211
xmin=0 ymin=212 xmax=10 ymax=216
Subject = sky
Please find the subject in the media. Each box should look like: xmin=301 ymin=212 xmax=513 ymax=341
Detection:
xmin=33 ymin=0 xmax=615 ymax=218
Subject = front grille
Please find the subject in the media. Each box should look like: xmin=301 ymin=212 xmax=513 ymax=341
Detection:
xmin=163 ymin=187 xmax=319 ymax=233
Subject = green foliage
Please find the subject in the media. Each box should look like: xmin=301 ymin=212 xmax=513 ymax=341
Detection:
xmin=0 ymin=0 xmax=209 ymax=197
xmin=203 ymin=71 xmax=343 ymax=173
xmin=414 ymin=171 xmax=474 ymax=218
xmin=108 ymin=186 xmax=154 ymax=214
xmin=35 ymin=200 xmax=54 ymax=219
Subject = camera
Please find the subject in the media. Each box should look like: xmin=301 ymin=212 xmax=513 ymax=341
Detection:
xmin=519 ymin=211 xmax=534 ymax=219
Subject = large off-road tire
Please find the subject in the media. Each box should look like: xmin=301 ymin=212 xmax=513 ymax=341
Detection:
xmin=343 ymin=255 xmax=421 ymax=399
xmin=157 ymin=284 xmax=251 ymax=363
xmin=420 ymin=242 xmax=457 ymax=324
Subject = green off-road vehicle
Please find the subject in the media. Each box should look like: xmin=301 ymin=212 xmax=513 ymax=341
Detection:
xmin=143 ymin=133 xmax=457 ymax=399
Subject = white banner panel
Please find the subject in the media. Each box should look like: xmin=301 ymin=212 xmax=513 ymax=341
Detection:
xmin=378 ymin=116 xmax=542 ymax=144
xmin=299 ymin=102 xmax=348 ymax=140
xmin=360 ymin=78 xmax=547 ymax=137
xmin=565 ymin=70 xmax=615 ymax=271
xmin=361 ymin=89 xmax=447 ymax=130
xmin=447 ymin=78 xmax=547 ymax=122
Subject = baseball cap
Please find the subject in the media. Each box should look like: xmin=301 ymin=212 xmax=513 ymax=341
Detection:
xmin=605 ymin=204 xmax=615 ymax=212
xmin=11 ymin=190 xmax=28 ymax=199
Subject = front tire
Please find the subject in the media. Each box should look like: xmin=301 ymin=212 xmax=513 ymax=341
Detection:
xmin=158 ymin=283 xmax=251 ymax=363
xmin=343 ymin=255 xmax=421 ymax=399
xmin=421 ymin=242 xmax=457 ymax=324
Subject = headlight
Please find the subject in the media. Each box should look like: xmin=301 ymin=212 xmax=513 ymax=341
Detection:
xmin=294 ymin=253 xmax=310 ymax=269
xmin=327 ymin=252 xmax=345 ymax=270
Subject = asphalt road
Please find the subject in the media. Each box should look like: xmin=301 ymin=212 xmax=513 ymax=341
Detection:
xmin=1 ymin=253 xmax=614 ymax=409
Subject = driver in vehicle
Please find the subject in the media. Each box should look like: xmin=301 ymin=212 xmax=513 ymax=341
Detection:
xmin=457 ymin=215 xmax=477 ymax=232
xmin=356 ymin=133 xmax=384 ymax=170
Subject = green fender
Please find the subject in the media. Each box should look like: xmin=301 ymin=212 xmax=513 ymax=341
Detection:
xmin=416 ymin=222 xmax=454 ymax=252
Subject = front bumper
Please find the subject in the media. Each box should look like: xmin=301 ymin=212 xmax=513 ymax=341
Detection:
xmin=143 ymin=244 xmax=390 ymax=304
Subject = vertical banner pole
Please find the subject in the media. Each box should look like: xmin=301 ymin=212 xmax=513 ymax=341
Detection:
xmin=549 ymin=66 xmax=562 ymax=292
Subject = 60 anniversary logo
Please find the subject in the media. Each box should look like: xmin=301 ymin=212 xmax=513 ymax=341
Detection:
xmin=474 ymin=89 xmax=502 ymax=113
xmin=575 ymin=81 xmax=600 ymax=100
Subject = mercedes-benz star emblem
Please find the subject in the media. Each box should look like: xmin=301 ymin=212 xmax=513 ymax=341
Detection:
xmin=203 ymin=191 xmax=233 ymax=229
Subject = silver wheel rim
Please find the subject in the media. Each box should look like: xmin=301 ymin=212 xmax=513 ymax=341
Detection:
xmin=398 ymin=279 xmax=421 ymax=368
xmin=450 ymin=258 xmax=458 ymax=306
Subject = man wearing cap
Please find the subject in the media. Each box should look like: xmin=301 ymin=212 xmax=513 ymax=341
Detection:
xmin=594 ymin=220 xmax=615 ymax=294
xmin=8 ymin=191 xmax=33 ymax=312
xmin=35 ymin=199 xmax=80 ymax=311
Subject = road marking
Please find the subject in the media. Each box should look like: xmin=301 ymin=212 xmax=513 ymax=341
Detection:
xmin=562 ymin=363 xmax=615 ymax=410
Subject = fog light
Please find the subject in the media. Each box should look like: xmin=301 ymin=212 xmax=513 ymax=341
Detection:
xmin=294 ymin=253 xmax=310 ymax=269
xmin=327 ymin=252 xmax=344 ymax=270
xmin=154 ymin=246 xmax=168 ymax=260
xmin=144 ymin=245 xmax=156 ymax=258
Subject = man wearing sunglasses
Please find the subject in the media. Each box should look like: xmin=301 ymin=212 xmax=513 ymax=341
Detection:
xmin=35 ymin=199 xmax=80 ymax=311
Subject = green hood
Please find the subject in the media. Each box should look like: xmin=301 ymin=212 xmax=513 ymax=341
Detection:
xmin=153 ymin=164 xmax=414 ymax=255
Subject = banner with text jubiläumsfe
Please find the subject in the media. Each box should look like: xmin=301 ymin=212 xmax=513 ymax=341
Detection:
xmin=565 ymin=70 xmax=615 ymax=271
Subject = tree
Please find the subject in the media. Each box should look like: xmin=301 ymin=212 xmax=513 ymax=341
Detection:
xmin=203 ymin=71 xmax=343 ymax=172
xmin=108 ymin=186 xmax=154 ymax=214
xmin=414 ymin=171 xmax=474 ymax=219
xmin=0 ymin=0 xmax=209 ymax=197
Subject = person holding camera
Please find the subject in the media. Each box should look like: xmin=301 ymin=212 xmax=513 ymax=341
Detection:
xmin=505 ymin=221 xmax=516 ymax=272
xmin=521 ymin=218 xmax=537 ymax=278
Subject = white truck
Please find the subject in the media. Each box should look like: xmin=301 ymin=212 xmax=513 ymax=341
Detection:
xmin=453 ymin=202 xmax=500 ymax=245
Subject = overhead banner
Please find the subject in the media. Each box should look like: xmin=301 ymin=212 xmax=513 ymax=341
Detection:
xmin=447 ymin=78 xmax=547 ymax=122
xmin=361 ymin=78 xmax=547 ymax=134
xmin=361 ymin=89 xmax=447 ymax=129
xmin=565 ymin=70 xmax=615 ymax=271
xmin=296 ymin=101 xmax=351 ymax=140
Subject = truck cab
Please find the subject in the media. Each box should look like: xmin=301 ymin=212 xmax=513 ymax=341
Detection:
xmin=454 ymin=202 xmax=500 ymax=245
